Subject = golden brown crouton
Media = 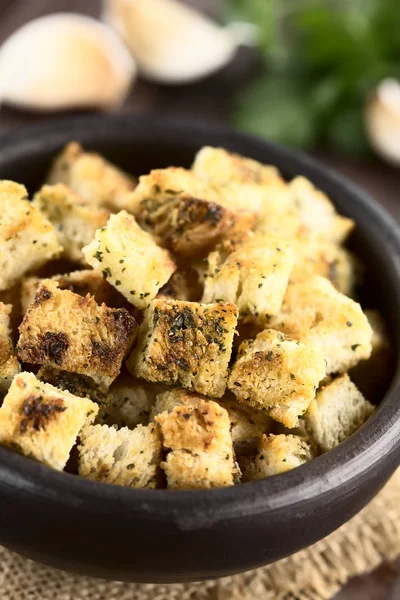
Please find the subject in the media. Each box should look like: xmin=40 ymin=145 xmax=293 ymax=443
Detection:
xmin=99 ymin=374 xmax=160 ymax=428
xmin=78 ymin=422 xmax=161 ymax=488
xmin=32 ymin=184 xmax=110 ymax=263
xmin=0 ymin=371 xmax=98 ymax=470
xmin=83 ymin=210 xmax=176 ymax=309
xmin=268 ymin=276 xmax=373 ymax=374
xmin=155 ymin=399 xmax=236 ymax=489
xmin=21 ymin=270 xmax=128 ymax=314
xmin=350 ymin=310 xmax=394 ymax=401
xmin=127 ymin=299 xmax=238 ymax=397
xmin=228 ymin=329 xmax=326 ymax=428
xmin=288 ymin=177 xmax=354 ymax=244
xmin=304 ymin=374 xmax=375 ymax=452
xmin=0 ymin=181 xmax=62 ymax=290
xmin=17 ymin=280 xmax=137 ymax=390
xmin=127 ymin=168 xmax=241 ymax=256
xmin=46 ymin=142 xmax=136 ymax=212
xmin=192 ymin=146 xmax=283 ymax=215
xmin=157 ymin=268 xmax=203 ymax=302
xmin=243 ymin=434 xmax=312 ymax=481
xmin=202 ymin=232 xmax=294 ymax=316
xmin=0 ymin=303 xmax=20 ymax=394
xmin=37 ymin=366 xmax=107 ymax=404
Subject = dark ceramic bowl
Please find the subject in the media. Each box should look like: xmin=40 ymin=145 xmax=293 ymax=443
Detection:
xmin=0 ymin=115 xmax=399 ymax=583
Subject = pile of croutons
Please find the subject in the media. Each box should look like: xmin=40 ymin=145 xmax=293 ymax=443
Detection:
xmin=0 ymin=143 xmax=390 ymax=489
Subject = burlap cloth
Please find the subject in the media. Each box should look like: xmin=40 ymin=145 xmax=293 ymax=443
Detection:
xmin=2 ymin=470 xmax=400 ymax=600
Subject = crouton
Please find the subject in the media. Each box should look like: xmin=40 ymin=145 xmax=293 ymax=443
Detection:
xmin=127 ymin=299 xmax=238 ymax=397
xmin=290 ymin=241 xmax=359 ymax=296
xmin=78 ymin=422 xmax=161 ymax=488
xmin=0 ymin=371 xmax=98 ymax=470
xmin=228 ymin=329 xmax=326 ymax=428
xmin=304 ymin=374 xmax=375 ymax=452
xmin=193 ymin=146 xmax=283 ymax=215
xmin=0 ymin=303 xmax=20 ymax=394
xmin=150 ymin=388 xmax=200 ymax=420
xmin=202 ymin=232 xmax=294 ymax=316
xmin=37 ymin=366 xmax=107 ymax=404
xmin=0 ymin=181 xmax=62 ymax=290
xmin=46 ymin=142 xmax=136 ymax=212
xmin=243 ymin=433 xmax=312 ymax=481
xmin=32 ymin=184 xmax=110 ymax=263
xmin=99 ymin=374 xmax=160 ymax=428
xmin=127 ymin=168 xmax=242 ymax=256
xmin=157 ymin=268 xmax=203 ymax=302
xmin=288 ymin=177 xmax=354 ymax=244
xmin=83 ymin=210 xmax=176 ymax=309
xmin=350 ymin=310 xmax=393 ymax=401
xmin=155 ymin=399 xmax=236 ymax=489
xmin=268 ymin=276 xmax=373 ymax=374
xmin=21 ymin=270 xmax=128 ymax=314
xmin=17 ymin=280 xmax=137 ymax=390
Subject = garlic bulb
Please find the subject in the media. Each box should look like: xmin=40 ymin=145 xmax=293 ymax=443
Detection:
xmin=103 ymin=0 xmax=237 ymax=84
xmin=0 ymin=14 xmax=136 ymax=112
xmin=365 ymin=78 xmax=400 ymax=166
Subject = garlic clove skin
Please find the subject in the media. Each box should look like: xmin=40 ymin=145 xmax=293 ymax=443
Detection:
xmin=365 ymin=78 xmax=400 ymax=166
xmin=102 ymin=0 xmax=237 ymax=84
xmin=0 ymin=13 xmax=136 ymax=112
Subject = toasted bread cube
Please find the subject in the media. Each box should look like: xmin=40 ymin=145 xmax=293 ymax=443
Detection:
xmin=228 ymin=329 xmax=326 ymax=428
xmin=268 ymin=276 xmax=373 ymax=374
xmin=290 ymin=241 xmax=359 ymax=296
xmin=46 ymin=142 xmax=136 ymax=212
xmin=32 ymin=184 xmax=110 ymax=263
xmin=155 ymin=399 xmax=236 ymax=489
xmin=83 ymin=211 xmax=176 ymax=309
xmin=78 ymin=422 xmax=161 ymax=488
xmin=37 ymin=366 xmax=107 ymax=404
xmin=0 ymin=372 xmax=98 ymax=470
xmin=150 ymin=388 xmax=200 ymax=420
xmin=304 ymin=374 xmax=375 ymax=452
xmin=288 ymin=177 xmax=354 ymax=244
xmin=127 ymin=168 xmax=240 ymax=256
xmin=17 ymin=280 xmax=137 ymax=390
xmin=243 ymin=434 xmax=312 ymax=481
xmin=100 ymin=375 xmax=160 ymax=428
xmin=157 ymin=268 xmax=203 ymax=302
xmin=128 ymin=299 xmax=238 ymax=397
xmin=0 ymin=181 xmax=62 ymax=290
xmin=193 ymin=146 xmax=283 ymax=215
xmin=0 ymin=303 xmax=20 ymax=394
xmin=202 ymin=233 xmax=294 ymax=316
xmin=21 ymin=270 xmax=128 ymax=314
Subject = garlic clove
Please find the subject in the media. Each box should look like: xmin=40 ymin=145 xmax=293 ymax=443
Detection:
xmin=0 ymin=13 xmax=136 ymax=112
xmin=102 ymin=0 xmax=237 ymax=84
xmin=365 ymin=78 xmax=400 ymax=166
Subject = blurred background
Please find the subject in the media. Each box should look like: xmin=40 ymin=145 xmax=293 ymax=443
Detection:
xmin=0 ymin=1 xmax=399 ymax=597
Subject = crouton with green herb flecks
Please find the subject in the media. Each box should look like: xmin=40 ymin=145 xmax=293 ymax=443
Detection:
xmin=0 ymin=181 xmax=62 ymax=291
xmin=127 ymin=299 xmax=238 ymax=398
xmin=78 ymin=422 xmax=161 ymax=488
xmin=228 ymin=329 xmax=326 ymax=429
xmin=268 ymin=276 xmax=373 ymax=374
xmin=155 ymin=399 xmax=236 ymax=489
xmin=126 ymin=167 xmax=244 ymax=256
xmin=32 ymin=184 xmax=110 ymax=264
xmin=83 ymin=210 xmax=176 ymax=309
xmin=17 ymin=280 xmax=137 ymax=390
xmin=243 ymin=434 xmax=312 ymax=481
xmin=46 ymin=142 xmax=137 ymax=212
xmin=202 ymin=232 xmax=294 ymax=316
xmin=304 ymin=374 xmax=375 ymax=452
xmin=37 ymin=366 xmax=107 ymax=404
xmin=192 ymin=146 xmax=284 ymax=216
xmin=288 ymin=176 xmax=354 ymax=244
xmin=0 ymin=303 xmax=20 ymax=394
xmin=21 ymin=269 xmax=129 ymax=314
xmin=0 ymin=371 xmax=98 ymax=470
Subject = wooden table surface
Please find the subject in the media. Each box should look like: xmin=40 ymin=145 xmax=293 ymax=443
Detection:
xmin=0 ymin=1 xmax=399 ymax=598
